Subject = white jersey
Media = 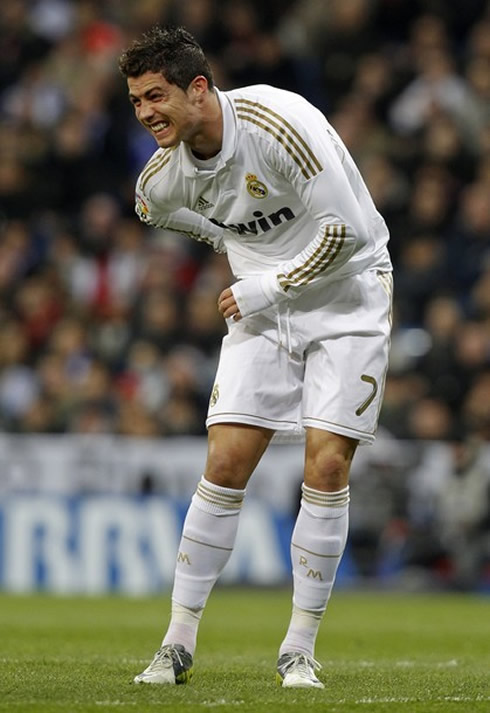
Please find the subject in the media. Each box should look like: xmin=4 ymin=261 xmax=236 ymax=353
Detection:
xmin=135 ymin=84 xmax=392 ymax=315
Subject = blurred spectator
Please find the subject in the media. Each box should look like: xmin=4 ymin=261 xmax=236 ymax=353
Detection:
xmin=0 ymin=319 xmax=39 ymax=427
xmin=0 ymin=0 xmax=52 ymax=92
xmin=420 ymin=112 xmax=477 ymax=183
xmin=378 ymin=370 xmax=428 ymax=439
xmin=394 ymin=234 xmax=447 ymax=325
xmin=416 ymin=294 xmax=466 ymax=407
xmin=405 ymin=433 xmax=490 ymax=589
xmin=390 ymin=165 xmax=456 ymax=262
xmin=13 ymin=273 xmax=64 ymax=353
xmin=132 ymin=289 xmax=182 ymax=353
xmin=117 ymin=339 xmax=168 ymax=412
xmin=184 ymin=287 xmax=227 ymax=356
xmin=0 ymin=0 xmax=490 ymax=456
xmin=435 ymin=436 xmax=490 ymax=588
xmin=389 ymin=39 xmax=479 ymax=138
xmin=117 ymin=398 xmax=160 ymax=438
xmin=359 ymin=153 xmax=409 ymax=232
xmin=463 ymin=370 xmax=490 ymax=441
xmin=446 ymin=180 xmax=490 ymax=297
xmin=406 ymin=396 xmax=455 ymax=441
xmin=1 ymin=0 xmax=490 ymax=593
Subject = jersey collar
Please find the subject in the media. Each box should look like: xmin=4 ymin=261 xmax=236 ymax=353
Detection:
xmin=180 ymin=87 xmax=237 ymax=177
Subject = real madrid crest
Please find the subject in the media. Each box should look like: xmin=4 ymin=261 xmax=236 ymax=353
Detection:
xmin=210 ymin=383 xmax=220 ymax=407
xmin=245 ymin=173 xmax=268 ymax=199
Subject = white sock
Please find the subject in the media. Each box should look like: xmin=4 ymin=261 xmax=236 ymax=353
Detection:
xmin=161 ymin=601 xmax=203 ymax=656
xmin=162 ymin=476 xmax=245 ymax=655
xmin=279 ymin=484 xmax=350 ymax=657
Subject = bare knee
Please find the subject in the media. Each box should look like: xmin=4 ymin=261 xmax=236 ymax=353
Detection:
xmin=304 ymin=429 xmax=358 ymax=492
xmin=205 ymin=447 xmax=245 ymax=488
xmin=307 ymin=450 xmax=351 ymax=491
xmin=204 ymin=424 xmax=274 ymax=489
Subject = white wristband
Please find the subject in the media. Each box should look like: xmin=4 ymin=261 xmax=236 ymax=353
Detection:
xmin=231 ymin=272 xmax=285 ymax=317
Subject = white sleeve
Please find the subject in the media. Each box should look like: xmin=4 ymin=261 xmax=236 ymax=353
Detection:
xmin=232 ymin=116 xmax=372 ymax=317
xmin=135 ymin=189 xmax=226 ymax=254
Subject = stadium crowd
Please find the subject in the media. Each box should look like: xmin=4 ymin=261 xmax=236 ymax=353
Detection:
xmin=1 ymin=0 xmax=490 ymax=586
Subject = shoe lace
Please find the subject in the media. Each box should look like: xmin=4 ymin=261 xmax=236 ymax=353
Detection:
xmin=147 ymin=645 xmax=181 ymax=672
xmin=284 ymin=653 xmax=322 ymax=677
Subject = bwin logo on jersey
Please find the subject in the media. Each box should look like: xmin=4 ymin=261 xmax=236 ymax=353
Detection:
xmin=246 ymin=173 xmax=268 ymax=199
xmin=210 ymin=206 xmax=296 ymax=236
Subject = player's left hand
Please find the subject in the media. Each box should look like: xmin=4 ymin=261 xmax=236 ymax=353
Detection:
xmin=218 ymin=288 xmax=242 ymax=321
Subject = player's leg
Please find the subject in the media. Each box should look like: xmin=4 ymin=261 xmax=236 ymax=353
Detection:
xmin=135 ymin=321 xmax=303 ymax=684
xmin=278 ymin=270 xmax=392 ymax=688
xmin=135 ymin=423 xmax=273 ymax=684
xmin=277 ymin=429 xmax=355 ymax=689
xmin=163 ymin=424 xmax=273 ymax=645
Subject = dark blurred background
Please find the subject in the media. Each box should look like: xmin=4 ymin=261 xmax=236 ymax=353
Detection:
xmin=1 ymin=0 xmax=490 ymax=592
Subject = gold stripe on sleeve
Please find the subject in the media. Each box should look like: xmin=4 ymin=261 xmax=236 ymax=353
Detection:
xmin=235 ymin=104 xmax=322 ymax=180
xmin=235 ymin=99 xmax=323 ymax=176
xmin=139 ymin=150 xmax=167 ymax=184
xmin=237 ymin=112 xmax=312 ymax=179
xmin=140 ymin=149 xmax=173 ymax=190
xmin=278 ymin=224 xmax=346 ymax=291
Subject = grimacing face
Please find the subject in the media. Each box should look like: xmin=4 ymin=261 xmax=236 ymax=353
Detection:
xmin=128 ymin=71 xmax=204 ymax=148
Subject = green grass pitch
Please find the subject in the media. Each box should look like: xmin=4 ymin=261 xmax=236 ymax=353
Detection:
xmin=0 ymin=588 xmax=489 ymax=712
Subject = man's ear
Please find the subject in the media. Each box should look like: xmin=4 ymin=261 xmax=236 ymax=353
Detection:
xmin=188 ymin=75 xmax=209 ymax=100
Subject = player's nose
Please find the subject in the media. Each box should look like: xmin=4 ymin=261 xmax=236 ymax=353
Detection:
xmin=138 ymin=100 xmax=155 ymax=122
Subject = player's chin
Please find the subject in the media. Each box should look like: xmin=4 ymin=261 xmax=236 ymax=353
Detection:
xmin=156 ymin=133 xmax=179 ymax=149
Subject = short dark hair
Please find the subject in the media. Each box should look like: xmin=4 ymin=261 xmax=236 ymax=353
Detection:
xmin=118 ymin=25 xmax=214 ymax=91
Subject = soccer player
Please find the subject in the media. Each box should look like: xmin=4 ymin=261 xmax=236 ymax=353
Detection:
xmin=119 ymin=25 xmax=392 ymax=689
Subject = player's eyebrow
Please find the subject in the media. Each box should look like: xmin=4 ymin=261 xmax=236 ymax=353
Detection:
xmin=129 ymin=87 xmax=165 ymax=101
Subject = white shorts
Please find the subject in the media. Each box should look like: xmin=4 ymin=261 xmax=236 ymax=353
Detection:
xmin=206 ymin=270 xmax=392 ymax=445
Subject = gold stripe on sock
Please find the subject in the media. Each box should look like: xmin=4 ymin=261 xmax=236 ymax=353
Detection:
xmin=197 ymin=481 xmax=245 ymax=509
xmin=292 ymin=542 xmax=344 ymax=559
xmin=182 ymin=535 xmax=234 ymax=551
xmin=302 ymin=484 xmax=350 ymax=507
